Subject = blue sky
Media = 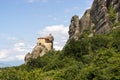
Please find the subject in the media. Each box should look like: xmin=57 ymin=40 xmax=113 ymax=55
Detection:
xmin=0 ymin=0 xmax=93 ymax=66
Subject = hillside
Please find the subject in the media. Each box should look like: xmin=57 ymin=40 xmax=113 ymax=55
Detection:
xmin=0 ymin=0 xmax=120 ymax=80
xmin=0 ymin=28 xmax=120 ymax=80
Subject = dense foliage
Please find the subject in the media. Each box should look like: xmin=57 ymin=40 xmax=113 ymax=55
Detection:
xmin=109 ymin=5 xmax=116 ymax=23
xmin=0 ymin=29 xmax=120 ymax=80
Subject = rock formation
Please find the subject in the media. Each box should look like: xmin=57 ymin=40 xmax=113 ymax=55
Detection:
xmin=69 ymin=0 xmax=120 ymax=40
xmin=24 ymin=34 xmax=54 ymax=64
xmin=24 ymin=0 xmax=120 ymax=64
xmin=69 ymin=15 xmax=80 ymax=40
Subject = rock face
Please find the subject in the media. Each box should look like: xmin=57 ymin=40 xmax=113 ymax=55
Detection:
xmin=69 ymin=15 xmax=80 ymax=40
xmin=69 ymin=0 xmax=120 ymax=40
xmin=24 ymin=34 xmax=54 ymax=64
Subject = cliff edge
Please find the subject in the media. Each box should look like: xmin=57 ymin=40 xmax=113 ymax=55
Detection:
xmin=69 ymin=0 xmax=120 ymax=40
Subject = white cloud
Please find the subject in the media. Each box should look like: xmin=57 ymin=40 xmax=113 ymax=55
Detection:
xmin=16 ymin=55 xmax=25 ymax=60
xmin=14 ymin=43 xmax=25 ymax=47
xmin=0 ymin=49 xmax=12 ymax=61
xmin=0 ymin=25 xmax=69 ymax=63
xmin=54 ymin=41 xmax=58 ymax=45
xmin=26 ymin=0 xmax=48 ymax=3
xmin=38 ymin=24 xmax=68 ymax=36
xmin=54 ymin=45 xmax=63 ymax=50
xmin=13 ymin=42 xmax=27 ymax=52
xmin=38 ymin=24 xmax=69 ymax=50
xmin=0 ymin=50 xmax=8 ymax=59
xmin=0 ymin=41 xmax=33 ymax=62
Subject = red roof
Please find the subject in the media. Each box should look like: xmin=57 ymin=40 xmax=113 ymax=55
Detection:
xmin=37 ymin=37 xmax=49 ymax=40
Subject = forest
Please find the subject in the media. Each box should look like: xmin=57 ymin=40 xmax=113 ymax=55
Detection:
xmin=0 ymin=29 xmax=120 ymax=80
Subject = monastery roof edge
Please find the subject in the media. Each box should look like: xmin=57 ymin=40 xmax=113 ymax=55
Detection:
xmin=37 ymin=37 xmax=49 ymax=39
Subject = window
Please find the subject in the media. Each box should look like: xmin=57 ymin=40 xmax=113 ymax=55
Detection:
xmin=39 ymin=43 xmax=41 ymax=45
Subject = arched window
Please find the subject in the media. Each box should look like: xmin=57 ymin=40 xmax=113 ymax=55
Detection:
xmin=39 ymin=43 xmax=41 ymax=45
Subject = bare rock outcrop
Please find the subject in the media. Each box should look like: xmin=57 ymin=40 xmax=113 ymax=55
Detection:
xmin=69 ymin=15 xmax=79 ymax=40
xmin=24 ymin=34 xmax=54 ymax=64
xmin=68 ymin=0 xmax=120 ymax=40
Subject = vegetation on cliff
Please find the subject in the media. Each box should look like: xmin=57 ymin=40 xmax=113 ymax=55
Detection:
xmin=0 ymin=29 xmax=120 ymax=80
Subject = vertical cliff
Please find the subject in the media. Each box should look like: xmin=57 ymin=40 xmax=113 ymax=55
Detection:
xmin=69 ymin=0 xmax=120 ymax=40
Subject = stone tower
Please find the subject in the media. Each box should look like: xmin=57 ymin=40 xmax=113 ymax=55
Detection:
xmin=37 ymin=34 xmax=54 ymax=51
xmin=24 ymin=34 xmax=54 ymax=64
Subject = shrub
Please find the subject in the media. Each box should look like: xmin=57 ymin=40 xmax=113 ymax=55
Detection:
xmin=109 ymin=6 xmax=116 ymax=23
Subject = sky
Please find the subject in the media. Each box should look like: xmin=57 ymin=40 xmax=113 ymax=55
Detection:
xmin=0 ymin=0 xmax=94 ymax=66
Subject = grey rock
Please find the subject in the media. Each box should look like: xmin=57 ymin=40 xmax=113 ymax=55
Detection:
xmin=68 ymin=0 xmax=120 ymax=40
xmin=24 ymin=52 xmax=32 ymax=64
xmin=69 ymin=15 xmax=79 ymax=40
xmin=31 ymin=45 xmax=48 ymax=59
xmin=79 ymin=9 xmax=92 ymax=33
xmin=24 ymin=45 xmax=48 ymax=64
